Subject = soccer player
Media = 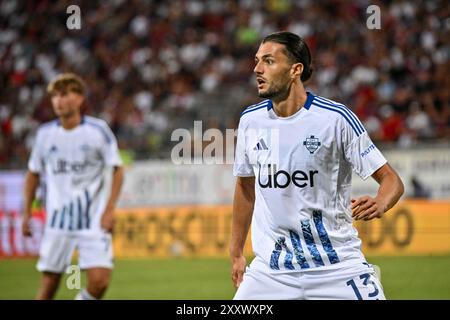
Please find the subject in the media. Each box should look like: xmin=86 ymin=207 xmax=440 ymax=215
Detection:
xmin=230 ymin=32 xmax=404 ymax=299
xmin=22 ymin=73 xmax=124 ymax=300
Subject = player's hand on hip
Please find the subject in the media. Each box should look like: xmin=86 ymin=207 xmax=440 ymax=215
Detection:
xmin=231 ymin=255 xmax=247 ymax=289
xmin=351 ymin=196 xmax=387 ymax=221
xmin=100 ymin=207 xmax=115 ymax=233
xmin=22 ymin=216 xmax=32 ymax=237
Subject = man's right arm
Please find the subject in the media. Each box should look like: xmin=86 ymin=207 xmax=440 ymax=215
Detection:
xmin=22 ymin=170 xmax=40 ymax=237
xmin=230 ymin=176 xmax=255 ymax=289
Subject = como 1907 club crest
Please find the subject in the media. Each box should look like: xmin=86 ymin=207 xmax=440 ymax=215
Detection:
xmin=303 ymin=135 xmax=321 ymax=154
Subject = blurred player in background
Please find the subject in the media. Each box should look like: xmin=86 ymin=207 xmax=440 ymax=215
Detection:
xmin=22 ymin=73 xmax=124 ymax=300
xmin=231 ymin=32 xmax=404 ymax=299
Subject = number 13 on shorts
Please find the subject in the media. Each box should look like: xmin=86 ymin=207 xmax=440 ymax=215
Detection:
xmin=346 ymin=272 xmax=385 ymax=300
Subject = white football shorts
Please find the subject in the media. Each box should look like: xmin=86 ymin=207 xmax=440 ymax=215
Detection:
xmin=36 ymin=229 xmax=114 ymax=273
xmin=234 ymin=257 xmax=385 ymax=300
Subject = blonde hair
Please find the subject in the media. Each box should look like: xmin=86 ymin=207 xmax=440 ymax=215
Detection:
xmin=47 ymin=73 xmax=85 ymax=95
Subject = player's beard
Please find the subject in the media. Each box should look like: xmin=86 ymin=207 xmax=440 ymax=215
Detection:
xmin=258 ymin=76 xmax=291 ymax=101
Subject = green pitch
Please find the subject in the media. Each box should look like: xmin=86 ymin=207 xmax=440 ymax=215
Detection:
xmin=0 ymin=255 xmax=449 ymax=299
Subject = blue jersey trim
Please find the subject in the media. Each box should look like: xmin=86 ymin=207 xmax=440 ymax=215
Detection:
xmin=313 ymin=211 xmax=340 ymax=264
xmin=303 ymin=92 xmax=314 ymax=110
xmin=269 ymin=239 xmax=283 ymax=270
xmin=301 ymin=219 xmax=325 ymax=267
xmin=242 ymin=92 xmax=313 ymax=117
xmin=77 ymin=196 xmax=83 ymax=230
xmin=289 ymin=230 xmax=310 ymax=269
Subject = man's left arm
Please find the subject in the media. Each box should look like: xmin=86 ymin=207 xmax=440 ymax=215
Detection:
xmin=101 ymin=166 xmax=124 ymax=232
xmin=352 ymin=163 xmax=404 ymax=221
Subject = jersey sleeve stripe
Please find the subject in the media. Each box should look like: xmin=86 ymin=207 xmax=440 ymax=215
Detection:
xmin=311 ymin=102 xmax=362 ymax=136
xmin=240 ymin=103 xmax=269 ymax=117
xmin=40 ymin=120 xmax=58 ymax=130
xmin=314 ymin=96 xmax=365 ymax=133
xmin=315 ymin=96 xmax=365 ymax=132
xmin=84 ymin=120 xmax=112 ymax=144
xmin=244 ymin=99 xmax=270 ymax=111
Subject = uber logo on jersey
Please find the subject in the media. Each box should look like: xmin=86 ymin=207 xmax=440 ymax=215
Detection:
xmin=52 ymin=159 xmax=90 ymax=174
xmin=257 ymin=163 xmax=318 ymax=189
xmin=303 ymin=135 xmax=321 ymax=154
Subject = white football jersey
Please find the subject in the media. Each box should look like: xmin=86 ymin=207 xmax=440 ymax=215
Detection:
xmin=28 ymin=116 xmax=122 ymax=233
xmin=234 ymin=92 xmax=387 ymax=272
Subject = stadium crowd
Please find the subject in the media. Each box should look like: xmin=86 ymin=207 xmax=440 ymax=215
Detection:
xmin=0 ymin=0 xmax=448 ymax=169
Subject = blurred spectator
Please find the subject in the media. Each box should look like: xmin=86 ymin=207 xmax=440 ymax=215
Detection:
xmin=410 ymin=176 xmax=431 ymax=199
xmin=0 ymin=0 xmax=448 ymax=169
xmin=380 ymin=104 xmax=405 ymax=142
xmin=405 ymin=101 xmax=434 ymax=139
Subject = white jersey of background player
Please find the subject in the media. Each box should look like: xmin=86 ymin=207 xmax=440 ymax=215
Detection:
xmin=230 ymin=32 xmax=404 ymax=300
xmin=22 ymin=73 xmax=124 ymax=300
xmin=29 ymin=116 xmax=120 ymax=234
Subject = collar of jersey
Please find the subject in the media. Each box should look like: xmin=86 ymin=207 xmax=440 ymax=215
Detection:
xmin=268 ymin=91 xmax=314 ymax=119
xmin=56 ymin=116 xmax=86 ymax=126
